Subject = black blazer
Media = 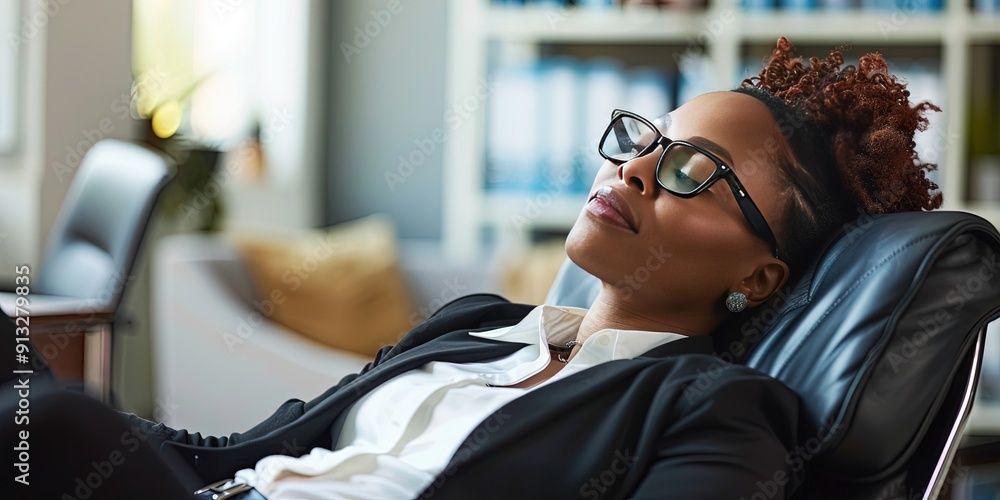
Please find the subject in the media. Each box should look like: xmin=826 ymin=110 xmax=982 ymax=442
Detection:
xmin=143 ymin=294 xmax=803 ymax=499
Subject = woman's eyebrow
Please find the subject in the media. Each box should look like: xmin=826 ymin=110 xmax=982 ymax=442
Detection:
xmin=687 ymin=135 xmax=734 ymax=166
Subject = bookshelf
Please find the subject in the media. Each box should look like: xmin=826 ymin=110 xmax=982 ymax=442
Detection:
xmin=441 ymin=0 xmax=1000 ymax=260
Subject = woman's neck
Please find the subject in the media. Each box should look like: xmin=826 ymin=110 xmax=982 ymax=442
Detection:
xmin=573 ymin=287 xmax=713 ymax=348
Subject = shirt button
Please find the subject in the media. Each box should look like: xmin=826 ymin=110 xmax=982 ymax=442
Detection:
xmin=598 ymin=335 xmax=610 ymax=346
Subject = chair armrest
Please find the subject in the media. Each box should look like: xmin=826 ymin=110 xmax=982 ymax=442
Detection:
xmin=0 ymin=292 xmax=114 ymax=333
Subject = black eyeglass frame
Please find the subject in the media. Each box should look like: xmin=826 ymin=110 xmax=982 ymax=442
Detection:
xmin=598 ymin=108 xmax=780 ymax=259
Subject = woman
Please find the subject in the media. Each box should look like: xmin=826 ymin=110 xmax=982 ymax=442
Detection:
xmin=1 ymin=38 xmax=941 ymax=499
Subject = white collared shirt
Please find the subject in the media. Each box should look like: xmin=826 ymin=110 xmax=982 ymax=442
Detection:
xmin=232 ymin=304 xmax=686 ymax=499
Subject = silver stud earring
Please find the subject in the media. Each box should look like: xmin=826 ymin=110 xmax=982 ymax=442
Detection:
xmin=726 ymin=292 xmax=748 ymax=313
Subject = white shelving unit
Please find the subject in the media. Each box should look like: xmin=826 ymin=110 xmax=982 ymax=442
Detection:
xmin=442 ymin=0 xmax=1000 ymax=261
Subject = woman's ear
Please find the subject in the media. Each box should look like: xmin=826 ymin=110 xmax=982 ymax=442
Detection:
xmin=736 ymin=258 xmax=789 ymax=307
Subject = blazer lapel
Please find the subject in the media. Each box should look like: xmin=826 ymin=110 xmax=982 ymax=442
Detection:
xmin=323 ymin=330 xmax=530 ymax=443
xmin=338 ymin=329 xmax=528 ymax=398
xmin=427 ymin=334 xmax=717 ymax=483
xmin=336 ymin=302 xmax=715 ymax=425
xmin=638 ymin=333 xmax=715 ymax=359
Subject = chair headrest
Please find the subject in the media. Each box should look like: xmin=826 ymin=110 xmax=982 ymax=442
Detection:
xmin=545 ymin=211 xmax=1000 ymax=481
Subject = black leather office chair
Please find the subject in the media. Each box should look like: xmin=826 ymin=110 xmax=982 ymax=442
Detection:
xmin=545 ymin=210 xmax=1000 ymax=499
xmin=0 ymin=139 xmax=175 ymax=404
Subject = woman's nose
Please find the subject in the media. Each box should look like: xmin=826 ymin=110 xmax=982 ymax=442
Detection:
xmin=617 ymin=151 xmax=659 ymax=197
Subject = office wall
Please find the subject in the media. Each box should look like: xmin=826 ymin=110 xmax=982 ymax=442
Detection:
xmin=0 ymin=1 xmax=51 ymax=277
xmin=41 ymin=0 xmax=138 ymax=251
xmin=325 ymin=0 xmax=448 ymax=240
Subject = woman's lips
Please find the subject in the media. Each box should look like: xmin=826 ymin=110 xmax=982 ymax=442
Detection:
xmin=585 ymin=186 xmax=637 ymax=233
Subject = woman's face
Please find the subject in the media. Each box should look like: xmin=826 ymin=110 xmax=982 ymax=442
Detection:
xmin=565 ymin=91 xmax=790 ymax=329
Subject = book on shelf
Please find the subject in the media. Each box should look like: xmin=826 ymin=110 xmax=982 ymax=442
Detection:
xmin=741 ymin=0 xmax=779 ymax=11
xmin=739 ymin=0 xmax=943 ymax=11
xmin=858 ymin=0 xmax=942 ymax=11
xmin=541 ymin=57 xmax=581 ymax=194
xmin=967 ymin=46 xmax=1000 ymax=203
xmin=578 ymin=58 xmax=628 ymax=191
xmin=627 ymin=67 xmax=673 ymax=119
xmin=891 ymin=57 xmax=945 ymax=190
xmin=491 ymin=0 xmax=959 ymax=12
xmin=974 ymin=0 xmax=1000 ymax=12
xmin=780 ymin=0 xmax=820 ymax=10
xmin=577 ymin=0 xmax=616 ymax=8
xmin=492 ymin=0 xmax=705 ymax=9
xmin=485 ymin=56 xmax=678 ymax=197
xmin=819 ymin=0 xmax=856 ymax=10
xmin=485 ymin=63 xmax=543 ymax=192
xmin=676 ymin=55 xmax=711 ymax=106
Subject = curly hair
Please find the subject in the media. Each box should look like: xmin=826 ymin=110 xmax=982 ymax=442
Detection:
xmin=733 ymin=37 xmax=943 ymax=279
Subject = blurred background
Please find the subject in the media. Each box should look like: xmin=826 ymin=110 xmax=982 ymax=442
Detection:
xmin=1 ymin=0 xmax=999 ymax=492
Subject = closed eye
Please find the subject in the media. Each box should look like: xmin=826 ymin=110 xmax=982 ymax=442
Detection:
xmin=672 ymin=169 xmax=701 ymax=191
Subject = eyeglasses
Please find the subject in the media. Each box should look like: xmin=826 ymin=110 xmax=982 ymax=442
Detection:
xmin=598 ymin=109 xmax=779 ymax=258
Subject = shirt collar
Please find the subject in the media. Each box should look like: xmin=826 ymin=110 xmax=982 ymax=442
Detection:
xmin=469 ymin=304 xmax=688 ymax=363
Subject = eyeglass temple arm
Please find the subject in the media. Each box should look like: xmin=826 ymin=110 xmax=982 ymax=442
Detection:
xmin=721 ymin=169 xmax=780 ymax=258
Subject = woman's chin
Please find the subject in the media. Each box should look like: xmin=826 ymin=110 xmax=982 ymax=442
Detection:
xmin=564 ymin=215 xmax=590 ymax=262
xmin=565 ymin=218 xmax=615 ymax=284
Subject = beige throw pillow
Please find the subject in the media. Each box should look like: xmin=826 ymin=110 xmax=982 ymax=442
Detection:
xmin=500 ymin=239 xmax=568 ymax=305
xmin=230 ymin=214 xmax=416 ymax=357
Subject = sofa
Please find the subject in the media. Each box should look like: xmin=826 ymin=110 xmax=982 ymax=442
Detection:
xmin=151 ymin=232 xmax=503 ymax=435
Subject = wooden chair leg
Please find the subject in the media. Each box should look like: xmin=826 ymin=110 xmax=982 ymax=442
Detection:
xmin=83 ymin=322 xmax=114 ymax=405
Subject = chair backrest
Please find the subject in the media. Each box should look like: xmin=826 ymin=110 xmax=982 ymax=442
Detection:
xmin=545 ymin=210 xmax=1000 ymax=497
xmin=37 ymin=139 xmax=175 ymax=311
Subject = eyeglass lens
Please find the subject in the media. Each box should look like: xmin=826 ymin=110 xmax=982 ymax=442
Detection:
xmin=601 ymin=115 xmax=718 ymax=194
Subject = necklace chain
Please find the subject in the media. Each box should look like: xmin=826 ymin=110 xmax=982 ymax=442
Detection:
xmin=550 ymin=339 xmax=581 ymax=364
